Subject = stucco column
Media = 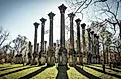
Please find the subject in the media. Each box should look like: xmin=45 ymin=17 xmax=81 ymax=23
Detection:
xmin=81 ymin=23 xmax=86 ymax=63
xmin=58 ymin=4 xmax=67 ymax=66
xmin=47 ymin=12 xmax=55 ymax=66
xmin=96 ymin=35 xmax=100 ymax=63
xmin=75 ymin=18 xmax=82 ymax=65
xmin=68 ymin=12 xmax=75 ymax=66
xmin=87 ymin=28 xmax=91 ymax=64
xmin=32 ymin=22 xmax=39 ymax=65
xmin=90 ymin=31 xmax=94 ymax=63
xmin=39 ymin=17 xmax=46 ymax=65
xmin=26 ymin=41 xmax=32 ymax=65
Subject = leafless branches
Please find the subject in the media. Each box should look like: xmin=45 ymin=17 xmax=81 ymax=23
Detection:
xmin=0 ymin=27 xmax=9 ymax=48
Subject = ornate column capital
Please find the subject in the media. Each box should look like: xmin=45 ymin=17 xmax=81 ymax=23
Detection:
xmin=34 ymin=22 xmax=39 ymax=29
xmin=40 ymin=17 xmax=47 ymax=24
xmin=81 ymin=23 xmax=86 ymax=29
xmin=75 ymin=18 xmax=81 ymax=24
xmin=48 ymin=12 xmax=56 ymax=20
xmin=87 ymin=28 xmax=91 ymax=32
xmin=68 ymin=12 xmax=75 ymax=18
xmin=58 ymin=4 xmax=67 ymax=13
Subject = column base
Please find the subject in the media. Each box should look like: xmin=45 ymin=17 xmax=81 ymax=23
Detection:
xmin=58 ymin=47 xmax=67 ymax=66
xmin=47 ymin=50 xmax=55 ymax=67
xmin=68 ymin=49 xmax=76 ymax=66
xmin=31 ymin=57 xmax=38 ymax=65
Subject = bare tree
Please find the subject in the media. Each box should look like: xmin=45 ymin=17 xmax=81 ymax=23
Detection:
xmin=11 ymin=35 xmax=28 ymax=54
xmin=0 ymin=27 xmax=9 ymax=48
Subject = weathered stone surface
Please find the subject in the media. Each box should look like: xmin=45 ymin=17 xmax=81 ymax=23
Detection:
xmin=26 ymin=42 xmax=32 ymax=65
xmin=81 ymin=23 xmax=86 ymax=63
xmin=38 ymin=18 xmax=46 ymax=66
xmin=75 ymin=18 xmax=82 ymax=65
xmin=58 ymin=47 xmax=67 ymax=66
xmin=68 ymin=12 xmax=76 ymax=66
xmin=47 ymin=12 xmax=55 ymax=66
xmin=32 ymin=22 xmax=39 ymax=65
xmin=87 ymin=28 xmax=91 ymax=64
xmin=58 ymin=4 xmax=67 ymax=66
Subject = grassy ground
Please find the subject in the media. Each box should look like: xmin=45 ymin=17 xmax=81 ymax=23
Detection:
xmin=0 ymin=63 xmax=121 ymax=79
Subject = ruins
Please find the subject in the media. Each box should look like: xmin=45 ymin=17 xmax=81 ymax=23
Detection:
xmin=24 ymin=4 xmax=101 ymax=66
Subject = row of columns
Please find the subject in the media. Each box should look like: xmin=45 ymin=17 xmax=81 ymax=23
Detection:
xmin=26 ymin=4 xmax=100 ymax=66
xmin=87 ymin=29 xmax=100 ymax=64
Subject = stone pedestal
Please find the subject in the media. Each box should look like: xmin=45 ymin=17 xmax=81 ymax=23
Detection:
xmin=58 ymin=4 xmax=67 ymax=66
xmin=58 ymin=47 xmax=67 ymax=66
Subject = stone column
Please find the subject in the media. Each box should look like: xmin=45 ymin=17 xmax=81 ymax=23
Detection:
xmin=32 ymin=22 xmax=39 ymax=65
xmin=75 ymin=18 xmax=82 ymax=65
xmin=44 ymin=41 xmax=47 ymax=63
xmin=54 ymin=43 xmax=56 ymax=51
xmin=44 ymin=41 xmax=47 ymax=54
xmin=87 ymin=28 xmax=91 ymax=64
xmin=37 ymin=43 xmax=39 ymax=54
xmin=56 ymin=39 xmax=59 ymax=63
xmin=81 ymin=23 xmax=86 ymax=63
xmin=68 ymin=12 xmax=75 ymax=66
xmin=96 ymin=35 xmax=100 ymax=63
xmin=39 ymin=17 xmax=47 ymax=65
xmin=58 ymin=4 xmax=67 ymax=66
xmin=93 ymin=34 xmax=97 ymax=63
xmin=11 ymin=50 xmax=15 ymax=64
xmin=26 ymin=41 xmax=32 ymax=65
xmin=47 ymin=12 xmax=55 ymax=66
xmin=90 ymin=31 xmax=94 ymax=63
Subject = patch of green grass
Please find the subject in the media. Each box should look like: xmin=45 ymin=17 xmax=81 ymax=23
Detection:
xmin=0 ymin=65 xmax=29 ymax=75
xmin=31 ymin=66 xmax=58 ymax=79
xmin=88 ymin=64 xmax=121 ymax=75
xmin=2 ymin=66 xmax=42 ymax=79
xmin=82 ymin=65 xmax=118 ymax=79
xmin=0 ymin=64 xmax=121 ymax=79
xmin=67 ymin=66 xmax=88 ymax=79
xmin=0 ymin=64 xmax=23 ymax=70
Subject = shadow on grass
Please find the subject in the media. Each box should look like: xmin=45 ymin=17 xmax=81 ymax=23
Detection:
xmin=74 ymin=66 xmax=101 ymax=79
xmin=85 ymin=65 xmax=121 ymax=78
xmin=0 ymin=66 xmax=34 ymax=77
xmin=56 ymin=65 xmax=69 ymax=79
xmin=116 ymin=66 xmax=121 ymax=69
xmin=19 ymin=66 xmax=49 ymax=79
xmin=92 ymin=65 xmax=121 ymax=72
xmin=0 ymin=67 xmax=6 ymax=68
xmin=0 ymin=65 xmax=24 ymax=71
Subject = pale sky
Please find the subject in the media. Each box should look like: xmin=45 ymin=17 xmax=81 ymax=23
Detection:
xmin=0 ymin=0 xmax=68 ymax=45
xmin=0 ymin=0 xmax=120 ymax=47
